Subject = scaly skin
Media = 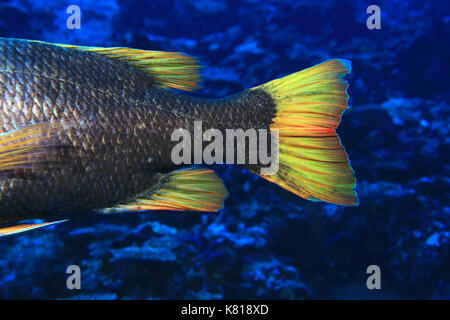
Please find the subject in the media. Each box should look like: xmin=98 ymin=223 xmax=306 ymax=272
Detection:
xmin=0 ymin=38 xmax=275 ymax=223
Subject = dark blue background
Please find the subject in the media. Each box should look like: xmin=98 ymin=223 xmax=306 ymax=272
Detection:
xmin=0 ymin=0 xmax=448 ymax=299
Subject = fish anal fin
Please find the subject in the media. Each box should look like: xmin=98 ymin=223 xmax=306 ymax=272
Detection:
xmin=250 ymin=59 xmax=358 ymax=206
xmin=103 ymin=168 xmax=228 ymax=213
xmin=0 ymin=219 xmax=67 ymax=237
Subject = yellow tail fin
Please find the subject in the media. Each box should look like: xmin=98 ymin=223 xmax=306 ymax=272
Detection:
xmin=251 ymin=59 xmax=358 ymax=206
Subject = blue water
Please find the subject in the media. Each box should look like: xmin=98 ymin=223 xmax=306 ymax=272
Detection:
xmin=0 ymin=0 xmax=448 ymax=299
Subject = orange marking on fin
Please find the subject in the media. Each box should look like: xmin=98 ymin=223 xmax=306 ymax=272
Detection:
xmin=0 ymin=220 xmax=67 ymax=237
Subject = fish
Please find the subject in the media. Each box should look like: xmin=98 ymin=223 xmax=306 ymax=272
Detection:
xmin=0 ymin=37 xmax=358 ymax=236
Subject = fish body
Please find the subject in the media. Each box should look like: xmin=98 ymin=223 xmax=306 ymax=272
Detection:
xmin=0 ymin=38 xmax=358 ymax=234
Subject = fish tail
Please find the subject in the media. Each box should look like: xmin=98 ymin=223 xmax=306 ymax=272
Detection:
xmin=249 ymin=59 xmax=358 ymax=206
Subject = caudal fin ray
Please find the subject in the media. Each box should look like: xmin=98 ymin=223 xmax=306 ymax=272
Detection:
xmin=250 ymin=59 xmax=358 ymax=206
xmin=0 ymin=122 xmax=73 ymax=175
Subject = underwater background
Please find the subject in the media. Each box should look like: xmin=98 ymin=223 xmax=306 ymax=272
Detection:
xmin=0 ymin=0 xmax=448 ymax=299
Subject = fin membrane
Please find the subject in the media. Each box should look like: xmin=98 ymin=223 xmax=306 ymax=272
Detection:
xmin=105 ymin=168 xmax=228 ymax=213
xmin=30 ymin=40 xmax=201 ymax=92
xmin=0 ymin=122 xmax=71 ymax=174
xmin=251 ymin=59 xmax=358 ymax=206
xmin=0 ymin=219 xmax=67 ymax=237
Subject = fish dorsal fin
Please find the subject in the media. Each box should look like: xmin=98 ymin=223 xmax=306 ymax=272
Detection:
xmin=102 ymin=168 xmax=228 ymax=213
xmin=0 ymin=220 xmax=67 ymax=237
xmin=29 ymin=40 xmax=201 ymax=92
